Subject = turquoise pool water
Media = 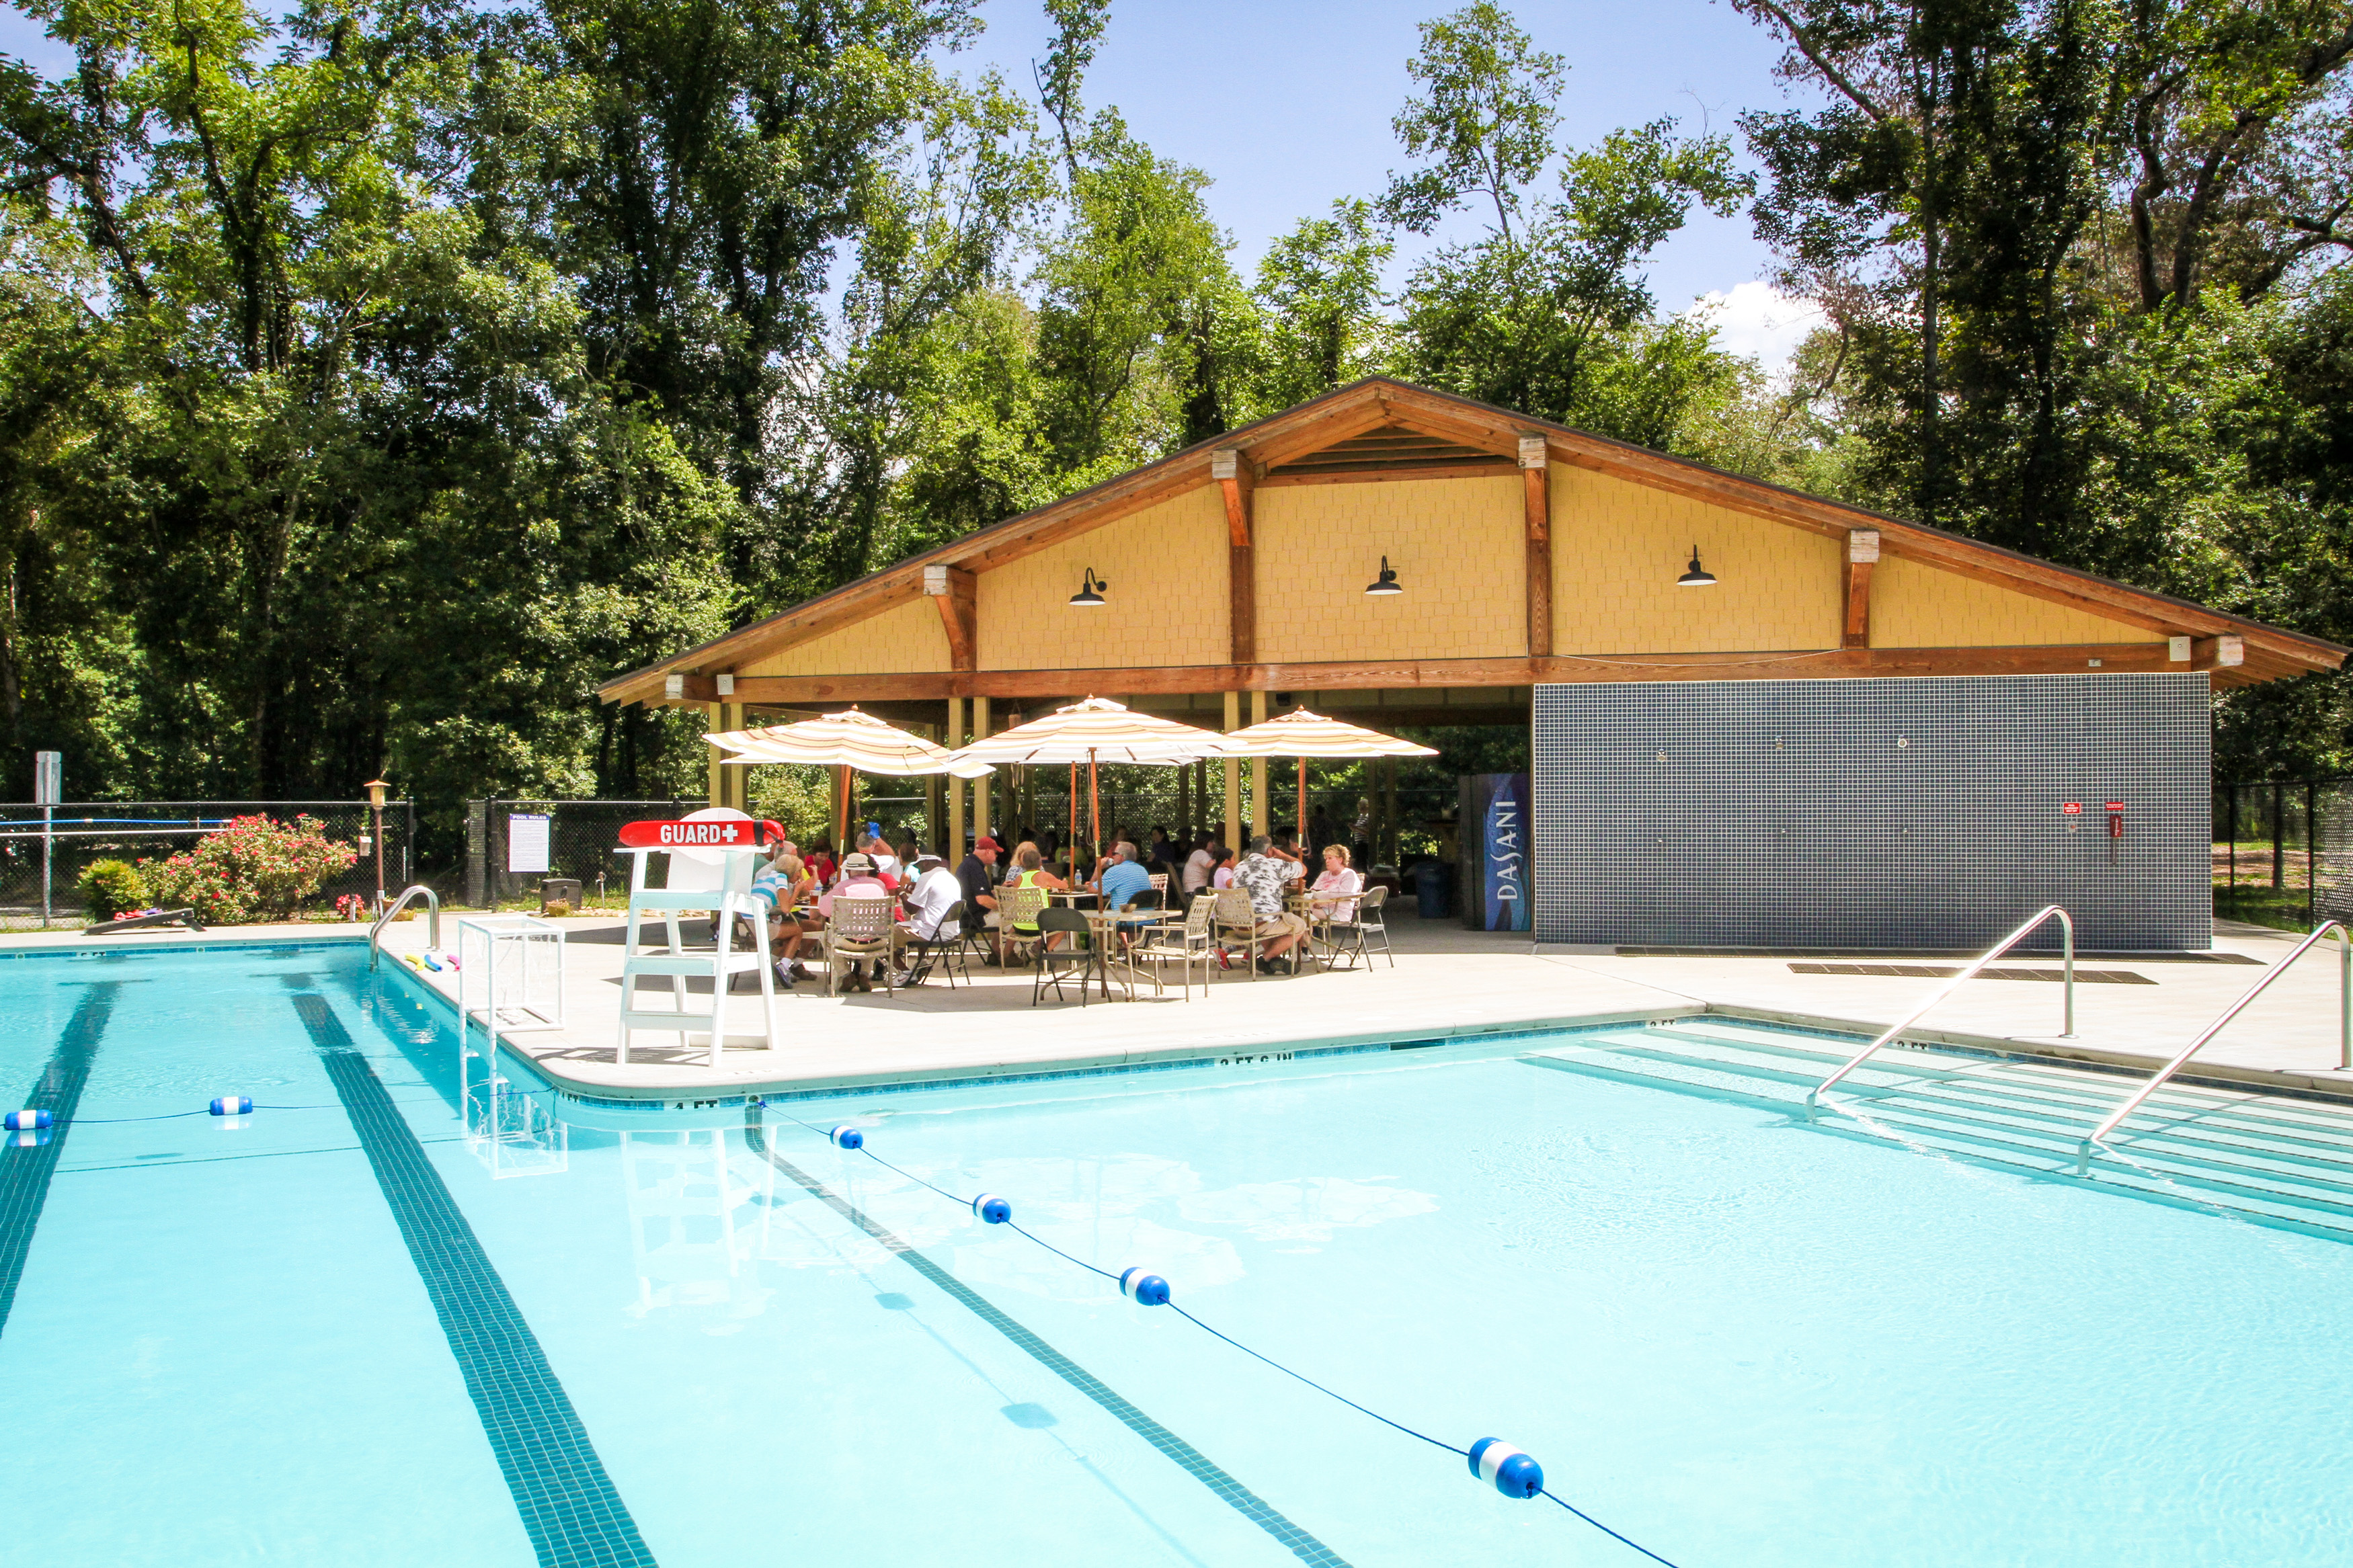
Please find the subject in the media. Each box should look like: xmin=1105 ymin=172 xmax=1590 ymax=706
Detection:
xmin=2 ymin=943 xmax=2350 ymax=1566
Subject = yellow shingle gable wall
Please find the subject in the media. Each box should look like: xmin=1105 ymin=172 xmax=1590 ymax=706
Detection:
xmin=1255 ymin=475 xmax=1525 ymax=661
xmin=1549 ymin=465 xmax=1842 ymax=653
xmin=739 ymin=596 xmax=949 ymax=677
xmin=978 ymin=486 xmax=1229 ymax=670
xmin=1870 ymin=556 xmax=2159 ymax=647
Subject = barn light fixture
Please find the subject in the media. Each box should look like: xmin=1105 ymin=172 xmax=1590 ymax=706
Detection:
xmin=1364 ymin=556 xmax=1403 ymax=596
xmin=1677 ymin=544 xmax=1718 ymax=587
xmin=1069 ymin=567 xmax=1109 ymax=607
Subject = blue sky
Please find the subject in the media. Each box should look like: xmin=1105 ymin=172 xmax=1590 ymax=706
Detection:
xmin=0 ymin=0 xmax=1826 ymax=366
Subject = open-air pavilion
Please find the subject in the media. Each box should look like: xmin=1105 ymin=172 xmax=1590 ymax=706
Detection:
xmin=600 ymin=377 xmax=2346 ymax=950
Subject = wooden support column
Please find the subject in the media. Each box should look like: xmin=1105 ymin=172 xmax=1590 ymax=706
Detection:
xmin=1520 ymin=434 xmax=1552 ymax=658
xmin=707 ymin=702 xmax=725 ymax=809
xmin=2192 ymin=634 xmax=2245 ymax=671
xmin=1842 ymin=529 xmax=1878 ymax=650
xmin=946 ymin=696 xmax=967 ymax=854
xmin=1250 ymin=689 xmax=1269 ymax=839
xmin=973 ymin=696 xmax=992 ymax=841
xmin=1215 ymin=448 xmax=1256 ymax=664
xmin=1223 ymin=691 xmax=1242 ymax=847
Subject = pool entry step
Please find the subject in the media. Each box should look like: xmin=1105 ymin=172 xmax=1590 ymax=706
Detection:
xmin=1532 ymin=1020 xmax=2353 ymax=1240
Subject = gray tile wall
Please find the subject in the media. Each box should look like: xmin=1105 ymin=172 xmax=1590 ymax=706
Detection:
xmin=1532 ymin=673 xmax=2211 ymax=950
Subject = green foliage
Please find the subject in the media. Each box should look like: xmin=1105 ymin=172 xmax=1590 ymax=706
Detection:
xmin=75 ymin=859 xmax=147 ymax=921
xmin=140 ymin=813 xmax=358 ymax=923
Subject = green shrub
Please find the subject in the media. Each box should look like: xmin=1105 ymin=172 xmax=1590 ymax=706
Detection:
xmin=77 ymin=859 xmax=149 ymax=921
xmin=141 ymin=814 xmax=358 ymax=923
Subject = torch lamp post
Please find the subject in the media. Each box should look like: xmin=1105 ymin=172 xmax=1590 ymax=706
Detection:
xmin=364 ymin=779 xmax=389 ymax=913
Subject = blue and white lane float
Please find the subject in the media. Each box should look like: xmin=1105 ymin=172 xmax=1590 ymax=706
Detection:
xmin=773 ymin=1107 xmax=1682 ymax=1566
xmin=1117 ymin=1266 xmax=1171 ymax=1307
xmin=1468 ymin=1438 xmax=1544 ymax=1499
xmin=4 ymin=1109 xmax=50 ymax=1131
xmin=209 ymin=1096 xmax=252 ymax=1116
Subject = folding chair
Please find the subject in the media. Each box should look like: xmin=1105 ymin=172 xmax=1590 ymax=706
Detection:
xmin=1312 ymin=882 xmax=1387 ymax=971
xmin=1031 ymin=907 xmax=1096 ymax=1006
xmin=902 ymin=900 xmax=974 ymax=988
xmin=822 ymin=896 xmax=898 ymax=997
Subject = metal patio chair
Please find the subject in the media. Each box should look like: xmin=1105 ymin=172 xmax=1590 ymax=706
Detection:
xmin=1314 ymin=883 xmax=1393 ymax=971
xmin=1123 ymin=891 xmax=1215 ymax=1001
xmin=1030 ymin=907 xmax=1096 ymax=1007
xmin=902 ymin=899 xmax=974 ymax=989
xmin=1208 ymin=888 xmax=1264 ymax=981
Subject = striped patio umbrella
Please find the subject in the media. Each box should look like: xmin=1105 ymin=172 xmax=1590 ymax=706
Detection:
xmin=943 ymin=697 xmax=1236 ymax=856
xmin=1219 ymin=708 xmax=1437 ymax=853
xmin=708 ymin=706 xmax=992 ymax=846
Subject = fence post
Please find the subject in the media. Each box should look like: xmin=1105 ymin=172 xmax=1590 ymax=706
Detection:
xmin=465 ymin=799 xmax=486 ymax=909
xmin=403 ymin=798 xmax=414 ymax=887
xmin=2309 ymin=781 xmax=2319 ymax=928
xmin=40 ymin=802 xmax=52 ymax=930
xmin=2274 ymin=782 xmax=2286 ymax=891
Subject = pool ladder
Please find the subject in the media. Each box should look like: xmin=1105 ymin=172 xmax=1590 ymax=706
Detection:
xmin=1806 ymin=904 xmax=2076 ymax=1111
xmin=369 ymin=884 xmax=441 ymax=970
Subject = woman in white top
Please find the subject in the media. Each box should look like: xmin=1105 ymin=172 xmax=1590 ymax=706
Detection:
xmin=1182 ymin=839 xmax=1216 ymax=895
xmin=1307 ymin=843 xmax=1363 ymax=922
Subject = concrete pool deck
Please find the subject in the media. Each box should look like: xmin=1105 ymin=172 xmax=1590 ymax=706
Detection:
xmin=355 ymin=910 xmax=2353 ymax=1105
xmin=14 ymin=911 xmax=2349 ymax=1105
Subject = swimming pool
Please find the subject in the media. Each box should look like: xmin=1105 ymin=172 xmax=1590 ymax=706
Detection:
xmin=3 ymin=942 xmax=2350 ymax=1566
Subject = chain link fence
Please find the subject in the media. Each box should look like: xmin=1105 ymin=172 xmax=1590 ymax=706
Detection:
xmin=0 ymin=800 xmax=415 ymax=930
xmin=2216 ymin=781 xmax=2330 ymax=930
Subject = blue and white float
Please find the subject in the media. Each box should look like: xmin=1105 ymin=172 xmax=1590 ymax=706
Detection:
xmin=4 ymin=1109 xmax=50 ymax=1131
xmin=1118 ymin=1267 xmax=1170 ymax=1307
xmin=1468 ymin=1437 xmax=1544 ymax=1499
xmin=210 ymin=1096 xmax=253 ymax=1116
xmin=828 ymin=1125 xmax=864 ymax=1150
xmin=971 ymin=1193 xmax=1012 ymax=1225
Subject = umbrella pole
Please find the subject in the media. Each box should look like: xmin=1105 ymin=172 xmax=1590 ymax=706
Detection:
xmin=1068 ymin=763 xmax=1077 ymax=867
xmin=1090 ymin=752 xmax=1101 ymax=860
xmin=1296 ymin=756 xmax=1306 ymax=852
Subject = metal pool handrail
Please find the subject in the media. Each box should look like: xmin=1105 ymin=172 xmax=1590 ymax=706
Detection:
xmin=2078 ymin=921 xmax=2352 ymax=1162
xmin=1806 ymin=905 xmax=2075 ymax=1110
xmin=369 ymin=884 xmax=440 ymax=969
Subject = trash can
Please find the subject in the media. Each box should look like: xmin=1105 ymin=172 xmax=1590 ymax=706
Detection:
xmin=1414 ymin=858 xmax=1452 ymax=919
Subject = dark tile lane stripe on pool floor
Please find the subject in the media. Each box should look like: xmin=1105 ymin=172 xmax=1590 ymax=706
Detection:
xmin=290 ymin=993 xmax=657 ymax=1568
xmin=745 ymin=1107 xmax=1355 ymax=1568
xmin=0 ymin=983 xmax=116 ymax=1339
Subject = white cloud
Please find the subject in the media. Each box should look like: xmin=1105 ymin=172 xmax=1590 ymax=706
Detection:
xmin=1683 ymin=282 xmax=1825 ymax=381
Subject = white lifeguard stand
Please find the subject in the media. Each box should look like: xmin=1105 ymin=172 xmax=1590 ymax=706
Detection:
xmin=616 ymin=808 xmax=779 ymax=1067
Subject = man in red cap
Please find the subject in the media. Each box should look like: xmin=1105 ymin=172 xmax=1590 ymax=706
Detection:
xmin=957 ymin=835 xmax=1002 ymax=962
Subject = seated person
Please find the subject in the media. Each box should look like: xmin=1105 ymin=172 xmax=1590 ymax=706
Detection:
xmin=895 ymin=852 xmax=963 ymax=967
xmin=861 ymin=833 xmax=902 ymax=888
xmin=957 ymin=835 xmax=1002 ymax=960
xmin=1209 ymin=843 xmax=1238 ymax=889
xmin=1183 ymin=837 xmax=1220 ymax=895
xmin=818 ymin=852 xmax=893 ymax=992
xmin=998 ymin=843 xmax=1067 ymax=952
xmin=743 ymin=843 xmax=816 ymax=985
xmin=1092 ymin=840 xmax=1155 ymax=938
xmin=1232 ymin=834 xmax=1309 ymax=974
xmin=1307 ymin=843 xmax=1363 ymax=924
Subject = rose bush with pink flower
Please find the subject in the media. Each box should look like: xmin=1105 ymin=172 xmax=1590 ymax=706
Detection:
xmin=141 ymin=815 xmax=358 ymax=923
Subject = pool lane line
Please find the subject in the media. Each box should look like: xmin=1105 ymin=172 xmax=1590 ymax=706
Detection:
xmin=743 ymin=1106 xmax=1354 ymax=1568
xmin=290 ymin=993 xmax=659 ymax=1568
xmin=0 ymin=983 xmax=117 ymax=1340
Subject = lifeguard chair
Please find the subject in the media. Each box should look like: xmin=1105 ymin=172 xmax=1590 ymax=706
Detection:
xmin=616 ymin=808 xmax=782 ymax=1067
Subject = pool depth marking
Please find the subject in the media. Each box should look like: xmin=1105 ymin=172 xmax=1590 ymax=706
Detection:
xmin=290 ymin=993 xmax=658 ymax=1568
xmin=744 ymin=1106 xmax=1355 ymax=1568
xmin=0 ymin=984 xmax=116 ymax=1339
